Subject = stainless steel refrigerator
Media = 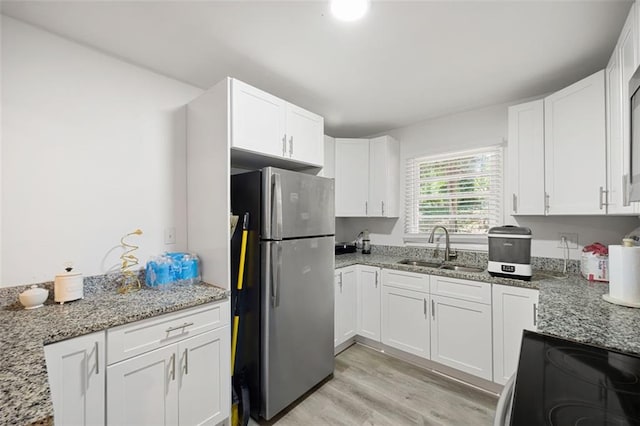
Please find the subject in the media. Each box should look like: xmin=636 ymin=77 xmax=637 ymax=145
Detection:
xmin=231 ymin=167 xmax=335 ymax=421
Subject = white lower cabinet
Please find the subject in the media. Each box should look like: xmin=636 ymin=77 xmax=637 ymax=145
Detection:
xmin=107 ymin=344 xmax=179 ymax=425
xmin=430 ymin=295 xmax=493 ymax=381
xmin=107 ymin=327 xmax=230 ymax=426
xmin=45 ymin=301 xmax=231 ymax=426
xmin=381 ymin=285 xmax=430 ymax=359
xmin=178 ymin=328 xmax=231 ymax=426
xmin=357 ymin=265 xmax=381 ymax=341
xmin=492 ymin=284 xmax=539 ymax=385
xmin=335 ymin=266 xmax=358 ymax=347
xmin=339 ymin=265 xmax=539 ymax=386
xmin=44 ymin=331 xmax=106 ymax=426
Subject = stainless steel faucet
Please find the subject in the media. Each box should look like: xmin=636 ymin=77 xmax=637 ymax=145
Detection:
xmin=428 ymin=226 xmax=457 ymax=261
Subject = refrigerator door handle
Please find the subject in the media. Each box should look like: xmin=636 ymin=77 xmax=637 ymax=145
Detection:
xmin=271 ymin=242 xmax=281 ymax=307
xmin=272 ymin=173 xmax=283 ymax=240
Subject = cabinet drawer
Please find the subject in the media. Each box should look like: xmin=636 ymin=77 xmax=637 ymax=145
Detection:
xmin=381 ymin=269 xmax=429 ymax=293
xmin=430 ymin=276 xmax=491 ymax=305
xmin=107 ymin=301 xmax=230 ymax=365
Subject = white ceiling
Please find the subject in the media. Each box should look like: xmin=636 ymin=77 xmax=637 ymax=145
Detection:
xmin=1 ymin=0 xmax=633 ymax=137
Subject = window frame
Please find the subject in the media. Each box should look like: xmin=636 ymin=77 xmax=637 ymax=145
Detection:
xmin=403 ymin=145 xmax=504 ymax=247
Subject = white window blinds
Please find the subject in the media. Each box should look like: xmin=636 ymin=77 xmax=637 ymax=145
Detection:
xmin=405 ymin=146 xmax=503 ymax=236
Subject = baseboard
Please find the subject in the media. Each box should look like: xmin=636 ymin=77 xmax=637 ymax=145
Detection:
xmin=334 ymin=337 xmax=357 ymax=355
xmin=352 ymin=335 xmax=503 ymax=395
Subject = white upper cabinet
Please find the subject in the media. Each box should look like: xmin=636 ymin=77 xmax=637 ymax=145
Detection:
xmin=368 ymin=136 xmax=400 ymax=217
xmin=335 ymin=136 xmax=400 ymax=217
xmin=544 ymin=70 xmax=606 ymax=215
xmin=285 ymin=102 xmax=324 ymax=165
xmin=335 ymin=139 xmax=370 ymax=216
xmin=231 ymin=79 xmax=286 ymax=159
xmin=608 ymin=4 xmax=640 ymax=214
xmin=507 ymin=100 xmax=545 ymax=215
xmin=230 ymin=78 xmax=324 ymax=168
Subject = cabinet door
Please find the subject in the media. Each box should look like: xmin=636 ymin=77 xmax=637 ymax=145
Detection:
xmin=357 ymin=266 xmax=381 ymax=341
xmin=368 ymin=136 xmax=400 ymax=217
xmin=334 ymin=271 xmax=341 ymax=347
xmin=178 ymin=327 xmax=231 ymax=426
xmin=381 ymin=286 xmax=430 ymax=359
xmin=492 ymin=284 xmax=539 ymax=385
xmin=107 ymin=345 xmax=178 ymax=426
xmin=231 ymin=79 xmax=286 ymax=158
xmin=544 ymin=70 xmax=607 ymax=214
xmin=44 ymin=331 xmax=105 ymax=426
xmin=335 ymin=139 xmax=369 ymax=216
xmin=286 ymin=103 xmax=324 ymax=167
xmin=335 ymin=266 xmax=358 ymax=347
xmin=322 ymin=135 xmax=336 ymax=179
xmin=610 ymin=6 xmax=640 ymax=214
xmin=507 ymin=100 xmax=545 ymax=215
xmin=430 ymin=295 xmax=492 ymax=380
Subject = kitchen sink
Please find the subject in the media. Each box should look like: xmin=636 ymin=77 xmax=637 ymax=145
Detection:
xmin=397 ymin=259 xmax=442 ymax=268
xmin=397 ymin=259 xmax=484 ymax=273
xmin=439 ymin=265 xmax=485 ymax=273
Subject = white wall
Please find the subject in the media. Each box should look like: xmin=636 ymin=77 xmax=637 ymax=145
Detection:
xmin=336 ymin=101 xmax=640 ymax=260
xmin=1 ymin=16 xmax=203 ymax=286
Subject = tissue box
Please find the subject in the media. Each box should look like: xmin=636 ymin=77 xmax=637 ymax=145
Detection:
xmin=580 ymin=251 xmax=609 ymax=282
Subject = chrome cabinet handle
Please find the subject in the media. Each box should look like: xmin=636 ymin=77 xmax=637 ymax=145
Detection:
xmin=512 ymin=193 xmax=517 ymax=214
xmin=289 ymin=136 xmax=293 ymax=157
xmin=170 ymin=353 xmax=176 ymax=381
xmin=94 ymin=341 xmax=99 ymax=375
xmin=381 ymin=201 xmax=385 ymax=216
xmin=183 ymin=349 xmax=189 ymax=375
xmin=599 ymin=186 xmax=607 ymax=210
xmin=365 ymin=201 xmax=368 ymax=215
xmin=282 ymin=134 xmax=287 ymax=156
xmin=545 ymin=192 xmax=550 ymax=214
xmin=375 ymin=270 xmax=378 ymax=288
xmin=339 ymin=272 xmax=343 ymax=292
xmin=423 ymin=299 xmax=427 ymax=317
xmin=431 ymin=299 xmax=435 ymax=319
xmin=533 ymin=303 xmax=538 ymax=327
xmin=166 ymin=322 xmax=194 ymax=333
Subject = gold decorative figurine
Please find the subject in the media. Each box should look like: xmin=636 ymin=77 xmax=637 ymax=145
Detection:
xmin=118 ymin=229 xmax=143 ymax=294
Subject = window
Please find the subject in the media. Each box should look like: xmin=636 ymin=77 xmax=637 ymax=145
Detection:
xmin=404 ymin=146 xmax=503 ymax=238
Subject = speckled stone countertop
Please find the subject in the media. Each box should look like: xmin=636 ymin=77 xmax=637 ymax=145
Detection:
xmin=0 ymin=276 xmax=229 ymax=425
xmin=336 ymin=251 xmax=640 ymax=356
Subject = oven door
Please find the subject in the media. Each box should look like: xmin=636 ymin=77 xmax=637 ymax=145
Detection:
xmin=493 ymin=373 xmax=515 ymax=426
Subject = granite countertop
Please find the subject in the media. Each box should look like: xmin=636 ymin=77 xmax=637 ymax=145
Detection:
xmin=0 ymin=277 xmax=229 ymax=425
xmin=336 ymin=252 xmax=640 ymax=356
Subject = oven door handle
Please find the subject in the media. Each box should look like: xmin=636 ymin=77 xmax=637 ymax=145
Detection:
xmin=493 ymin=373 xmax=516 ymax=426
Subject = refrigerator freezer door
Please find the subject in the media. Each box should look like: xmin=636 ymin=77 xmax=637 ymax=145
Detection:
xmin=262 ymin=167 xmax=335 ymax=240
xmin=261 ymin=236 xmax=335 ymax=420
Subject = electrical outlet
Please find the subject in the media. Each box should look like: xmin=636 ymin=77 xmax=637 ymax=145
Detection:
xmin=164 ymin=227 xmax=176 ymax=245
xmin=557 ymin=232 xmax=578 ymax=249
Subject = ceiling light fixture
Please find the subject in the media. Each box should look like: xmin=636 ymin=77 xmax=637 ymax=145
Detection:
xmin=330 ymin=0 xmax=370 ymax=22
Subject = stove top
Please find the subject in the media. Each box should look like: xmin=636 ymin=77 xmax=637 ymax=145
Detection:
xmin=510 ymin=331 xmax=640 ymax=426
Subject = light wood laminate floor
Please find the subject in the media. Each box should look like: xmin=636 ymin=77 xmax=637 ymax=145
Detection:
xmin=252 ymin=344 xmax=498 ymax=425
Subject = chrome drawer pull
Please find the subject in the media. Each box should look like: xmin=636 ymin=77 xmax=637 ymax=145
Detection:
xmin=166 ymin=322 xmax=194 ymax=333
